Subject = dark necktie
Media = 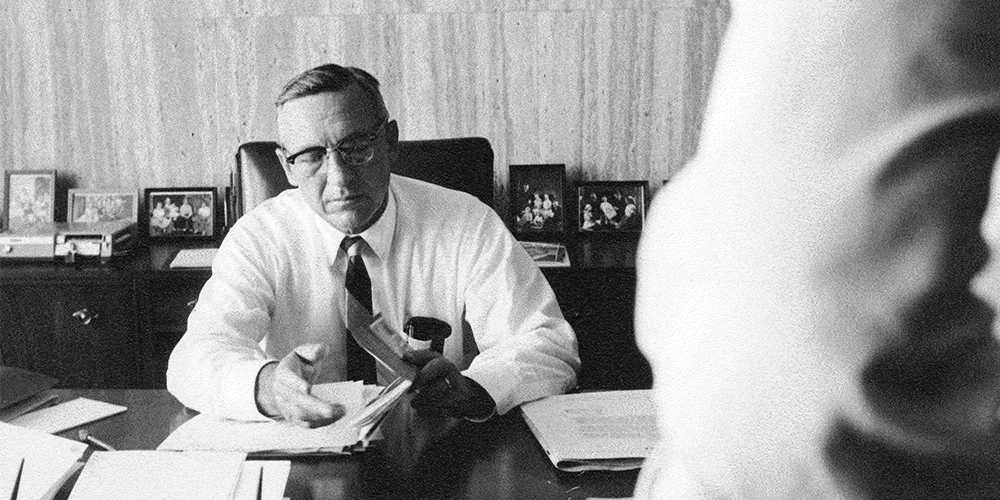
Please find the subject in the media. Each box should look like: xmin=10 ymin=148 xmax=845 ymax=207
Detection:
xmin=342 ymin=236 xmax=378 ymax=384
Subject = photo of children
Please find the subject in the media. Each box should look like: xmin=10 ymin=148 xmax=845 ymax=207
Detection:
xmin=69 ymin=191 xmax=137 ymax=225
xmin=577 ymin=182 xmax=647 ymax=232
xmin=145 ymin=189 xmax=215 ymax=238
xmin=5 ymin=171 xmax=56 ymax=233
xmin=509 ymin=164 xmax=566 ymax=234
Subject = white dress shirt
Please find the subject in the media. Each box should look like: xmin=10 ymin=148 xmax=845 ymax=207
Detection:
xmin=167 ymin=174 xmax=579 ymax=421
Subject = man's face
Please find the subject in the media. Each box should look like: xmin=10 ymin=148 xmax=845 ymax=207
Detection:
xmin=276 ymin=86 xmax=397 ymax=234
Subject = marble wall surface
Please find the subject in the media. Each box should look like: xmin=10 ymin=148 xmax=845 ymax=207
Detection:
xmin=0 ymin=0 xmax=728 ymax=224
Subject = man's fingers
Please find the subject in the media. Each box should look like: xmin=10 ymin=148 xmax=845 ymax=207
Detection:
xmin=294 ymin=343 xmax=329 ymax=364
xmin=402 ymin=348 xmax=439 ymax=368
xmin=277 ymin=390 xmax=345 ymax=427
xmin=411 ymin=357 xmax=454 ymax=391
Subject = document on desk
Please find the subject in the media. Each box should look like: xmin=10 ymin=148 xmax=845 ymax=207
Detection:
xmin=158 ymin=381 xmax=399 ymax=455
xmin=0 ymin=422 xmax=87 ymax=500
xmin=520 ymin=390 xmax=659 ymax=472
xmin=68 ymin=450 xmax=246 ymax=500
xmin=8 ymin=397 xmax=126 ymax=434
xmin=169 ymin=247 xmax=218 ymax=268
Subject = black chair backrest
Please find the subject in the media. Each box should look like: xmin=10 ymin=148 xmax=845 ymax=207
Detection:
xmin=232 ymin=138 xmax=494 ymax=221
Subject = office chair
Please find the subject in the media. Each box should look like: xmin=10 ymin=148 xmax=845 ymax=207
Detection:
xmin=232 ymin=138 xmax=495 ymax=221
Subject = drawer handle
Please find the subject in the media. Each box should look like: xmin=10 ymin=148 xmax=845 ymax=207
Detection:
xmin=186 ymin=299 xmax=198 ymax=310
xmin=72 ymin=308 xmax=99 ymax=325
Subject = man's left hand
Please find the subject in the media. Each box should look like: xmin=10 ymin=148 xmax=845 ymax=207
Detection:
xmin=402 ymin=349 xmax=496 ymax=420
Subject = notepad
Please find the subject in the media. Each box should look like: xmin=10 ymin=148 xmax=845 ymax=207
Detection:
xmin=68 ymin=451 xmax=246 ymax=500
xmin=521 ymin=390 xmax=659 ymax=472
xmin=169 ymin=247 xmax=218 ymax=268
xmin=9 ymin=397 xmax=127 ymax=434
xmin=0 ymin=422 xmax=87 ymax=500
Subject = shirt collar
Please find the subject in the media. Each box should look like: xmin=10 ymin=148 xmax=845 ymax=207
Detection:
xmin=299 ymin=179 xmax=397 ymax=268
xmin=352 ymin=182 xmax=396 ymax=262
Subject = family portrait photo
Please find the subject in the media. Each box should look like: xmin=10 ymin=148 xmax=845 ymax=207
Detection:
xmin=577 ymin=181 xmax=647 ymax=233
xmin=144 ymin=188 xmax=216 ymax=239
xmin=68 ymin=189 xmax=138 ymax=225
xmin=509 ymin=164 xmax=566 ymax=235
xmin=4 ymin=170 xmax=56 ymax=233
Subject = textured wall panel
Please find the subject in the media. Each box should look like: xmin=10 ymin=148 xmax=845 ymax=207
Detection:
xmin=0 ymin=0 xmax=729 ymax=224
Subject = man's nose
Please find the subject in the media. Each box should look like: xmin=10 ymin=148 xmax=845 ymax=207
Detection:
xmin=319 ymin=150 xmax=355 ymax=184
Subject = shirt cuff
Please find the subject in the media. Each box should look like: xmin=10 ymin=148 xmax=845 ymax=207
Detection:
xmin=221 ymin=358 xmax=277 ymax=422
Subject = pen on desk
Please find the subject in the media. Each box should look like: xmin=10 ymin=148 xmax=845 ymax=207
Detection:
xmin=78 ymin=429 xmax=116 ymax=451
xmin=9 ymin=457 xmax=23 ymax=500
xmin=256 ymin=466 xmax=264 ymax=500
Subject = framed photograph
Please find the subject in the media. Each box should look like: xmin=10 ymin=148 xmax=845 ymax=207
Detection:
xmin=577 ymin=181 xmax=648 ymax=233
xmin=143 ymin=187 xmax=218 ymax=240
xmin=4 ymin=170 xmax=56 ymax=233
xmin=509 ymin=164 xmax=566 ymax=235
xmin=67 ymin=189 xmax=138 ymax=225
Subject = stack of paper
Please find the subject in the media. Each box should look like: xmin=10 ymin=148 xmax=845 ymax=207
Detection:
xmin=67 ymin=451 xmax=292 ymax=500
xmin=521 ymin=390 xmax=659 ymax=472
xmin=158 ymin=380 xmax=407 ymax=456
xmin=0 ymin=422 xmax=87 ymax=500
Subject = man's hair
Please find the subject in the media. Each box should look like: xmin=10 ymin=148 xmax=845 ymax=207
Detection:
xmin=275 ymin=64 xmax=388 ymax=116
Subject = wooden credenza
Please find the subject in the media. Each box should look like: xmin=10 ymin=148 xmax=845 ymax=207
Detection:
xmin=0 ymin=239 xmax=650 ymax=390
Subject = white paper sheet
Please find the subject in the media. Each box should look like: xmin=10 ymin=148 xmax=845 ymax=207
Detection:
xmin=169 ymin=247 xmax=218 ymax=268
xmin=9 ymin=397 xmax=126 ymax=434
xmin=0 ymin=422 xmax=87 ymax=500
xmin=68 ymin=451 xmax=246 ymax=500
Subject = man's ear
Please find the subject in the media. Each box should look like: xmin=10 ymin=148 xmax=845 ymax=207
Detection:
xmin=385 ymin=120 xmax=400 ymax=165
xmin=275 ymin=147 xmax=301 ymax=187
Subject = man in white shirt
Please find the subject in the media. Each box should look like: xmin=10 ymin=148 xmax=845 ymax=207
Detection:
xmin=167 ymin=64 xmax=579 ymax=426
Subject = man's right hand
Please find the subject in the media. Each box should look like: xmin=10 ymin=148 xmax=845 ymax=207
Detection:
xmin=255 ymin=343 xmax=344 ymax=427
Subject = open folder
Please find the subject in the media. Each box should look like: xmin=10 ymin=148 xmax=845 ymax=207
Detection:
xmin=520 ymin=390 xmax=659 ymax=472
xmin=158 ymin=380 xmax=408 ymax=456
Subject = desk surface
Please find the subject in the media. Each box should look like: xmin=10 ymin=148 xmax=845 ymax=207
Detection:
xmin=53 ymin=389 xmax=638 ymax=500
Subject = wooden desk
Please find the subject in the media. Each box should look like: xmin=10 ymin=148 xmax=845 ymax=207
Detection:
xmin=53 ymin=389 xmax=639 ymax=500
xmin=1 ymin=240 xmax=650 ymax=391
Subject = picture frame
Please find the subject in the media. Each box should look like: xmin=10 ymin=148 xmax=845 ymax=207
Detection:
xmin=3 ymin=170 xmax=56 ymax=233
xmin=509 ymin=164 xmax=566 ymax=236
xmin=67 ymin=189 xmax=138 ymax=226
xmin=576 ymin=181 xmax=648 ymax=233
xmin=143 ymin=187 xmax=219 ymax=241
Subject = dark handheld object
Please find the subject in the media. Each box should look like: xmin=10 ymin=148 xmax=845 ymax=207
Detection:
xmin=404 ymin=317 xmax=451 ymax=353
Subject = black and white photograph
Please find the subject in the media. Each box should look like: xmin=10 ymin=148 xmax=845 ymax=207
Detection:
xmin=3 ymin=170 xmax=56 ymax=233
xmin=509 ymin=164 xmax=566 ymax=235
xmin=576 ymin=181 xmax=647 ymax=233
xmin=144 ymin=187 xmax=217 ymax=240
xmin=68 ymin=189 xmax=138 ymax=225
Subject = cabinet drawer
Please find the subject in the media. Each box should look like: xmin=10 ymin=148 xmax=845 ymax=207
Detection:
xmin=148 ymin=276 xmax=207 ymax=329
xmin=0 ymin=282 xmax=142 ymax=388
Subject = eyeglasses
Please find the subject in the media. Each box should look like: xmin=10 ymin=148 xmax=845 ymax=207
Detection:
xmin=284 ymin=119 xmax=389 ymax=176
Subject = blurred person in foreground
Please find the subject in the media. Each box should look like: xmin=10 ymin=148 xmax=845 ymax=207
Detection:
xmin=634 ymin=1 xmax=1000 ymax=497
